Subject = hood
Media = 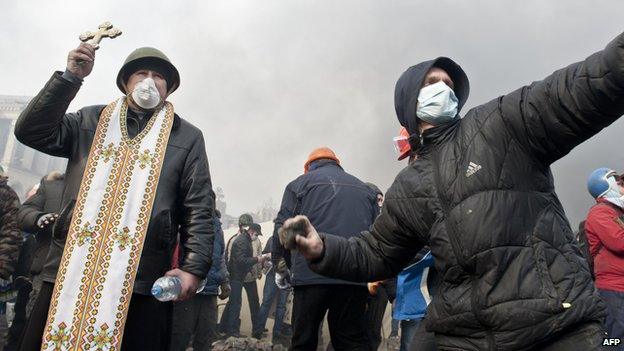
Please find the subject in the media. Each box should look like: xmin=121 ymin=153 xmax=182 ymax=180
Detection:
xmin=394 ymin=57 xmax=470 ymax=136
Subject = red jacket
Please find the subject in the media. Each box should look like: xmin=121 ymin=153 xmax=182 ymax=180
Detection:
xmin=584 ymin=198 xmax=624 ymax=292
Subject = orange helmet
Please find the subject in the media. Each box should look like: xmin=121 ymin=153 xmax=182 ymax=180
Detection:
xmin=304 ymin=147 xmax=340 ymax=173
xmin=393 ymin=127 xmax=411 ymax=161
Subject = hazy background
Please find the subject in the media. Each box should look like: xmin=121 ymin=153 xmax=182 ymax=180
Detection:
xmin=2 ymin=0 xmax=624 ymax=227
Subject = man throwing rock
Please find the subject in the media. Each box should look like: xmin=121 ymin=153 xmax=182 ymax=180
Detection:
xmin=282 ymin=32 xmax=624 ymax=350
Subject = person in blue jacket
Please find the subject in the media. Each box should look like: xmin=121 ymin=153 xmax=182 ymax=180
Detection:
xmin=393 ymin=249 xmax=437 ymax=351
xmin=171 ymin=210 xmax=230 ymax=351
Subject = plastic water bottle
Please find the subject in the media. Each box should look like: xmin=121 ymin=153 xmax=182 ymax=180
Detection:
xmin=151 ymin=276 xmax=181 ymax=302
xmin=151 ymin=276 xmax=209 ymax=301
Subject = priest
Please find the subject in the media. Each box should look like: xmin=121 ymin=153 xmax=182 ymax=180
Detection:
xmin=14 ymin=42 xmax=215 ymax=351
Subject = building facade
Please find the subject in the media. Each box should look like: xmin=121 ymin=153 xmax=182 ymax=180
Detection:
xmin=0 ymin=95 xmax=67 ymax=200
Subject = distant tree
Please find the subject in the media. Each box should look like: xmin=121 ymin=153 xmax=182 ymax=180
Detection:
xmin=254 ymin=198 xmax=278 ymax=223
xmin=215 ymin=186 xmax=227 ymax=216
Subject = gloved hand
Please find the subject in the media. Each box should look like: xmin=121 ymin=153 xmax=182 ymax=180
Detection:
xmin=13 ymin=276 xmax=32 ymax=290
xmin=37 ymin=213 xmax=59 ymax=229
xmin=262 ymin=260 xmax=273 ymax=275
xmin=218 ymin=282 xmax=231 ymax=300
xmin=275 ymin=269 xmax=292 ymax=290
xmin=275 ymin=259 xmax=288 ymax=274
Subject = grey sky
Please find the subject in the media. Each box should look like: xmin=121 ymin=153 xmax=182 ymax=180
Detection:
xmin=2 ymin=1 xmax=624 ymax=226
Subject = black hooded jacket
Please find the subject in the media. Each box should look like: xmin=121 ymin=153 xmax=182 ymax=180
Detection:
xmin=308 ymin=32 xmax=624 ymax=350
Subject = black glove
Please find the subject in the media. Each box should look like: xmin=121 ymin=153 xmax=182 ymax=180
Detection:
xmin=218 ymin=282 xmax=231 ymax=300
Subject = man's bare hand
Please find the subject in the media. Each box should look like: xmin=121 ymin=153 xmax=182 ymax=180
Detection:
xmin=165 ymin=268 xmax=200 ymax=301
xmin=281 ymin=215 xmax=324 ymax=260
xmin=67 ymin=43 xmax=96 ymax=79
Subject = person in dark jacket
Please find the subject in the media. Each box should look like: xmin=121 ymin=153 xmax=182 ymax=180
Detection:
xmin=171 ymin=211 xmax=230 ymax=351
xmin=218 ymin=214 xmax=261 ymax=336
xmin=281 ymin=32 xmax=624 ymax=351
xmin=5 ymin=172 xmax=64 ymax=351
xmin=272 ymin=147 xmax=378 ymax=351
xmin=584 ymin=168 xmax=624 ymax=349
xmin=16 ymin=172 xmax=64 ymax=300
xmin=363 ymin=182 xmax=389 ymax=350
xmin=365 ymin=182 xmax=384 ymax=212
xmin=0 ymin=166 xmax=21 ymax=280
xmin=222 ymin=223 xmax=269 ymax=337
xmin=14 ymin=43 xmax=215 ymax=351
xmin=252 ymin=236 xmax=290 ymax=345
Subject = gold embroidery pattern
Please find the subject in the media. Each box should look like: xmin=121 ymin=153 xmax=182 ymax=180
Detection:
xmin=70 ymin=143 xmax=127 ymax=350
xmin=48 ymin=322 xmax=70 ymax=351
xmin=88 ymin=323 xmax=113 ymax=351
xmin=113 ymin=102 xmax=175 ymax=344
xmin=113 ymin=227 xmax=133 ymax=251
xmin=43 ymin=99 xmax=175 ymax=351
xmin=77 ymin=142 xmax=131 ymax=349
xmin=119 ymin=102 xmax=160 ymax=145
xmin=80 ymin=102 xmax=174 ymax=348
xmin=43 ymin=100 xmax=117 ymax=350
xmin=137 ymin=149 xmax=156 ymax=170
xmin=100 ymin=143 xmax=118 ymax=162
xmin=76 ymin=222 xmax=96 ymax=247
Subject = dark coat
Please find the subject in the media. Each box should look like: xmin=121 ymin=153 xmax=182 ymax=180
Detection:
xmin=16 ymin=175 xmax=64 ymax=276
xmin=273 ymin=161 xmax=377 ymax=286
xmin=228 ymin=232 xmax=257 ymax=282
xmin=14 ymin=72 xmax=215 ymax=294
xmin=0 ymin=177 xmax=22 ymax=279
xmin=308 ymin=33 xmax=624 ymax=350
xmin=200 ymin=217 xmax=228 ymax=295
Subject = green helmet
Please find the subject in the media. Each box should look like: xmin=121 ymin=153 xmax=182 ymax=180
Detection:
xmin=116 ymin=47 xmax=180 ymax=95
xmin=238 ymin=213 xmax=254 ymax=227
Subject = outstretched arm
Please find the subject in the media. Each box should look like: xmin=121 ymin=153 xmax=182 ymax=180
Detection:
xmin=500 ymin=31 xmax=624 ymax=165
xmin=283 ymin=175 xmax=427 ymax=283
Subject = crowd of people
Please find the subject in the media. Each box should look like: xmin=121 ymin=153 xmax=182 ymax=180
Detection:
xmin=0 ymin=29 xmax=624 ymax=351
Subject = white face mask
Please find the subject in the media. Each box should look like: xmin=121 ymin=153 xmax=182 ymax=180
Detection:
xmin=603 ymin=175 xmax=624 ymax=209
xmin=416 ymin=81 xmax=459 ymax=126
xmin=130 ymin=77 xmax=161 ymax=110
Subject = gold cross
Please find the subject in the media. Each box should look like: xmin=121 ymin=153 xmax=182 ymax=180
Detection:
xmin=79 ymin=22 xmax=122 ymax=50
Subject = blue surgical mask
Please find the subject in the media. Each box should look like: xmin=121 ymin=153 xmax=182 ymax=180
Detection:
xmin=416 ymin=81 xmax=459 ymax=125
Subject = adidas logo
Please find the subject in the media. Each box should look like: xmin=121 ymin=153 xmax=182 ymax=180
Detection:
xmin=466 ymin=162 xmax=482 ymax=177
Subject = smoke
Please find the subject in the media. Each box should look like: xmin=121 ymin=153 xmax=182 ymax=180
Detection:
xmin=2 ymin=0 xmax=624 ymax=224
